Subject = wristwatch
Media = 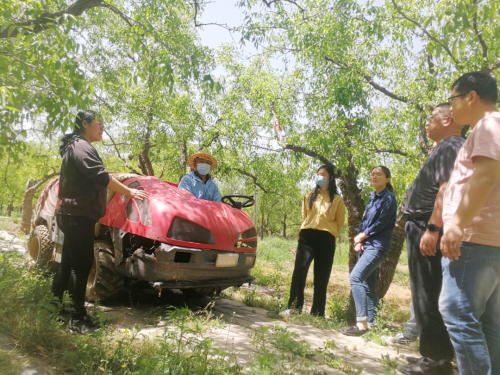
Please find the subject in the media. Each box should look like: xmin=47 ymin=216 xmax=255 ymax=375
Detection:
xmin=426 ymin=224 xmax=442 ymax=232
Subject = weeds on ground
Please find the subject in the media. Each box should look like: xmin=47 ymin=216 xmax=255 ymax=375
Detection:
xmin=0 ymin=346 xmax=30 ymax=375
xmin=256 ymin=237 xmax=296 ymax=264
xmin=222 ymin=286 xmax=288 ymax=316
xmin=65 ymin=307 xmax=238 ymax=374
xmin=380 ymin=353 xmax=402 ymax=375
xmin=320 ymin=339 xmax=363 ymax=374
xmin=363 ymin=300 xmax=403 ymax=345
xmin=0 ymin=251 xmax=240 ymax=374
xmin=247 ymin=324 xmax=320 ymax=375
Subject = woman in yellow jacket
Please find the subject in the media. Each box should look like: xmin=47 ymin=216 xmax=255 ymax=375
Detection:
xmin=282 ymin=164 xmax=346 ymax=317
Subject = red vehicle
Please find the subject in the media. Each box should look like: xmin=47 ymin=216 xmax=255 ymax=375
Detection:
xmin=27 ymin=173 xmax=257 ymax=300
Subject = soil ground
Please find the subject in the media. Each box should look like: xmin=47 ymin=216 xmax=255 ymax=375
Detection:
xmin=0 ymin=227 xmax=452 ymax=375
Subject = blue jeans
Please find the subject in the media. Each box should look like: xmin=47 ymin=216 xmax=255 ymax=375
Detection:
xmin=439 ymin=242 xmax=500 ymax=375
xmin=350 ymin=246 xmax=389 ymax=323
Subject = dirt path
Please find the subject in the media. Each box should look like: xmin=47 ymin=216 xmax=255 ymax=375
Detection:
xmin=1 ymin=229 xmax=419 ymax=374
xmin=96 ymin=294 xmax=418 ymax=375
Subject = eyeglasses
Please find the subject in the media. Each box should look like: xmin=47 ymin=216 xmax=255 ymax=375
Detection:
xmin=447 ymin=93 xmax=468 ymax=102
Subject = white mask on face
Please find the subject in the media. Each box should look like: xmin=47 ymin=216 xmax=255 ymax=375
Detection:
xmin=196 ymin=163 xmax=211 ymax=175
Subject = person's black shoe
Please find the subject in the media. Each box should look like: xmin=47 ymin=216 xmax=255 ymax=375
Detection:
xmin=398 ymin=362 xmax=453 ymax=375
xmin=68 ymin=315 xmax=99 ymax=335
xmin=342 ymin=325 xmax=368 ymax=336
xmin=54 ymin=309 xmax=72 ymax=322
xmin=405 ymin=356 xmax=421 ymax=365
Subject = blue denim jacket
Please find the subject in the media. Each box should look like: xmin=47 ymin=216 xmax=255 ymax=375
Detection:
xmin=178 ymin=171 xmax=222 ymax=202
xmin=357 ymin=188 xmax=397 ymax=250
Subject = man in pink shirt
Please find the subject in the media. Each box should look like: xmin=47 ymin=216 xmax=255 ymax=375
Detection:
xmin=439 ymin=71 xmax=500 ymax=375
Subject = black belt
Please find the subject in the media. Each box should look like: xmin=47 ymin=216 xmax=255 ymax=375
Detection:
xmin=403 ymin=212 xmax=432 ymax=221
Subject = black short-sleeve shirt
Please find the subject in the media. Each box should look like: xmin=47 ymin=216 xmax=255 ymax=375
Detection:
xmin=404 ymin=136 xmax=465 ymax=217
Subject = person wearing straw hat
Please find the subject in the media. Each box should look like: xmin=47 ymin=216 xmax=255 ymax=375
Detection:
xmin=178 ymin=150 xmax=222 ymax=202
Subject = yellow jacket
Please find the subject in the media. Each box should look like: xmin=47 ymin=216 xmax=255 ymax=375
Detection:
xmin=300 ymin=191 xmax=346 ymax=238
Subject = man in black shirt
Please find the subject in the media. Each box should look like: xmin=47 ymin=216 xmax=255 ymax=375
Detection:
xmin=399 ymin=103 xmax=465 ymax=375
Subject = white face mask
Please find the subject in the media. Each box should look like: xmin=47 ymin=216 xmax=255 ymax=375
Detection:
xmin=196 ymin=163 xmax=211 ymax=176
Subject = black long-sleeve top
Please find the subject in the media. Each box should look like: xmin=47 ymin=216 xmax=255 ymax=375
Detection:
xmin=57 ymin=135 xmax=111 ymax=222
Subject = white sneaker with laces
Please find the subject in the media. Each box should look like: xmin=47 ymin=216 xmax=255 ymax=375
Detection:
xmin=381 ymin=333 xmax=419 ymax=351
xmin=279 ymin=309 xmax=292 ymax=316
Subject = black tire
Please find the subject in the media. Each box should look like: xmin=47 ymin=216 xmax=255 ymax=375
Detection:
xmin=26 ymin=225 xmax=53 ymax=268
xmin=86 ymin=241 xmax=125 ymax=302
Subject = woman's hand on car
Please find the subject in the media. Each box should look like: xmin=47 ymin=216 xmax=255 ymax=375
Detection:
xmin=128 ymin=188 xmax=148 ymax=200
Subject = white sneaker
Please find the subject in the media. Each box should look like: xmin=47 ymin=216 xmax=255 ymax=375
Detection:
xmin=279 ymin=309 xmax=292 ymax=316
xmin=381 ymin=333 xmax=419 ymax=351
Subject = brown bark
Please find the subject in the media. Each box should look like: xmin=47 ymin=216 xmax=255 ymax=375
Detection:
xmin=180 ymin=140 xmax=187 ymax=176
xmin=7 ymin=201 xmax=14 ymax=217
xmin=0 ymin=0 xmax=105 ymax=39
xmin=282 ymin=212 xmax=287 ymax=239
xmin=337 ymin=162 xmax=365 ymax=273
xmin=376 ymin=206 xmax=406 ymax=298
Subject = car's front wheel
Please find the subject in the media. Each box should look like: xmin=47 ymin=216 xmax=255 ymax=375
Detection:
xmin=86 ymin=241 xmax=125 ymax=301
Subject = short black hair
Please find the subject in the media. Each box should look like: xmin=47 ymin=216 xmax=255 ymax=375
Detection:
xmin=435 ymin=102 xmax=451 ymax=113
xmin=452 ymin=72 xmax=498 ymax=104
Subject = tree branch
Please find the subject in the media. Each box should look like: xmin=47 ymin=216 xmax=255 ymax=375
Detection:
xmin=324 ymin=56 xmax=409 ymax=103
xmin=262 ymin=0 xmax=304 ymax=12
xmin=283 ymin=143 xmax=332 ymax=165
xmin=368 ymin=148 xmax=408 ymax=156
xmin=472 ymin=0 xmax=488 ymax=61
xmin=390 ymin=0 xmax=460 ymax=68
xmin=0 ymin=0 xmax=105 ymax=39
xmin=237 ymin=169 xmax=268 ymax=193
xmin=486 ymin=59 xmax=500 ymax=73
xmin=102 ymin=129 xmax=142 ymax=174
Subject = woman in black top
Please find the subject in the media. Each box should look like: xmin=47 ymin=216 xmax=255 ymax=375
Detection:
xmin=52 ymin=110 xmax=147 ymax=334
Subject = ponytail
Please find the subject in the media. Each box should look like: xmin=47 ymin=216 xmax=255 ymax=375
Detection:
xmin=73 ymin=110 xmax=96 ymax=135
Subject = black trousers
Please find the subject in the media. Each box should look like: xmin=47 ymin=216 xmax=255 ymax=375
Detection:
xmin=406 ymin=220 xmax=454 ymax=365
xmin=288 ymin=229 xmax=336 ymax=317
xmin=52 ymin=215 xmax=96 ymax=319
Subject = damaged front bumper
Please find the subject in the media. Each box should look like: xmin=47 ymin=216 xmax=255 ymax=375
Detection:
xmin=116 ymin=242 xmax=256 ymax=288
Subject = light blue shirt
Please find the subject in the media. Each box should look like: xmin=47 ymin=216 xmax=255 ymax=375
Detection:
xmin=178 ymin=170 xmax=222 ymax=202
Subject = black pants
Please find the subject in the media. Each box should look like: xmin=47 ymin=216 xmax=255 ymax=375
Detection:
xmin=288 ymin=229 xmax=336 ymax=317
xmin=52 ymin=215 xmax=96 ymax=319
xmin=406 ymin=220 xmax=454 ymax=366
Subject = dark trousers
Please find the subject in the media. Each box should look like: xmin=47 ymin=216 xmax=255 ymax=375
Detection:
xmin=406 ymin=220 xmax=454 ymax=366
xmin=52 ymin=215 xmax=96 ymax=319
xmin=288 ymin=229 xmax=336 ymax=317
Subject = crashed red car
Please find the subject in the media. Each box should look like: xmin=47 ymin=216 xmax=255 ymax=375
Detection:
xmin=27 ymin=173 xmax=257 ymax=300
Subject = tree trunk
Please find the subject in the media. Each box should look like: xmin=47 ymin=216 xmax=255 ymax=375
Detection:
xmin=260 ymin=208 xmax=265 ymax=240
xmin=282 ymin=212 xmax=287 ymax=239
xmin=7 ymin=201 xmax=14 ymax=217
xmin=376 ymin=206 xmax=406 ymax=298
xmin=338 ymin=162 xmax=365 ymax=272
xmin=180 ymin=140 xmax=187 ymax=176
xmin=20 ymin=179 xmax=37 ymax=234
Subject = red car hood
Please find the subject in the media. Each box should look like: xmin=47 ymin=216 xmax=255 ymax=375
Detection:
xmin=100 ymin=176 xmax=256 ymax=252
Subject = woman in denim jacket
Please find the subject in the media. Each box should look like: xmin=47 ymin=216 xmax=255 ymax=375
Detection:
xmin=343 ymin=166 xmax=397 ymax=336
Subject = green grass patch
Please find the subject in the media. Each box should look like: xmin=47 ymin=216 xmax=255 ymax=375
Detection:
xmin=0 ymin=251 xmax=241 ymax=374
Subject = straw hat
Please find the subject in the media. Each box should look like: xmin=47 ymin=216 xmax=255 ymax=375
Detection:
xmin=187 ymin=150 xmax=218 ymax=171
